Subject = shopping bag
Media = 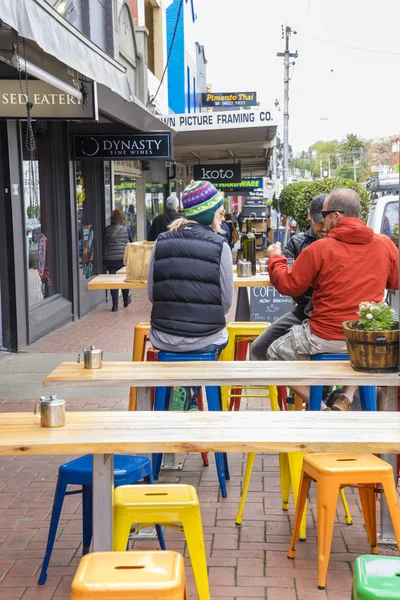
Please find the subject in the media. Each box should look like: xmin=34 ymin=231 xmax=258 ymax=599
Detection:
xmin=123 ymin=241 xmax=154 ymax=282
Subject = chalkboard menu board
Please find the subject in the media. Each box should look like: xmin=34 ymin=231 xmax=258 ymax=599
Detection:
xmin=250 ymin=286 xmax=294 ymax=322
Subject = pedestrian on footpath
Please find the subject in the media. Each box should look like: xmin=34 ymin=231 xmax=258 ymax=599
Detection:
xmin=148 ymin=194 xmax=184 ymax=241
xmin=103 ymin=209 xmax=132 ymax=312
xmin=147 ymin=180 xmax=234 ymax=411
xmin=265 ymin=188 xmax=398 ymax=411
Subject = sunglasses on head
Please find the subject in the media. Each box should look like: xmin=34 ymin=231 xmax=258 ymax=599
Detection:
xmin=321 ymin=210 xmax=345 ymax=219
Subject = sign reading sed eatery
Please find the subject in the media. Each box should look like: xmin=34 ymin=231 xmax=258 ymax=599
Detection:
xmin=0 ymin=80 xmax=97 ymax=120
xmin=201 ymin=91 xmax=257 ymax=108
xmin=73 ymin=133 xmax=172 ymax=160
xmin=158 ymin=108 xmax=274 ymax=131
xmin=193 ymin=163 xmax=241 ymax=183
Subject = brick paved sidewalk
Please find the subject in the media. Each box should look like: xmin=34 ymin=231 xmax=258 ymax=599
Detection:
xmin=0 ymin=296 xmax=398 ymax=599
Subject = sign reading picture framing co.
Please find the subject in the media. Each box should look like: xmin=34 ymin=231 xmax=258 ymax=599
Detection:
xmin=193 ymin=163 xmax=241 ymax=183
xmin=201 ymin=91 xmax=257 ymax=108
xmin=0 ymin=80 xmax=97 ymax=120
xmin=73 ymin=133 xmax=172 ymax=160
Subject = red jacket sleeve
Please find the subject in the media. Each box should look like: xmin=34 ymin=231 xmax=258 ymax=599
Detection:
xmin=268 ymin=246 xmax=317 ymax=296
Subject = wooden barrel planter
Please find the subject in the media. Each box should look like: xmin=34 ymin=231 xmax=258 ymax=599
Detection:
xmin=343 ymin=320 xmax=400 ymax=373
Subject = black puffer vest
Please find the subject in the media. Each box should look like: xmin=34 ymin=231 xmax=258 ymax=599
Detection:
xmin=151 ymin=223 xmax=225 ymax=337
xmin=103 ymin=224 xmax=129 ymax=261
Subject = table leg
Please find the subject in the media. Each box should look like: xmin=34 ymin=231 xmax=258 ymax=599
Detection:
xmin=93 ymin=454 xmax=114 ymax=551
xmin=235 ymin=287 xmax=250 ymax=321
xmin=379 ymin=387 xmax=398 ymax=545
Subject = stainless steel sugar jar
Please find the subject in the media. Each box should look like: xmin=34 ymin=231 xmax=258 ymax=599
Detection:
xmin=34 ymin=395 xmax=66 ymax=428
xmin=77 ymin=346 xmax=104 ymax=369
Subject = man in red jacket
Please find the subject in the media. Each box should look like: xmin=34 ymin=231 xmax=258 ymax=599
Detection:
xmin=266 ymin=188 xmax=398 ymax=411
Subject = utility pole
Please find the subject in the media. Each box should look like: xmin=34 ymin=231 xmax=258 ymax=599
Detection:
xmin=353 ymin=157 xmax=357 ymax=181
xmin=277 ymin=25 xmax=298 ymax=188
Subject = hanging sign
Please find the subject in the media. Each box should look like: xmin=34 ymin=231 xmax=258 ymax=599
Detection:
xmin=193 ymin=163 xmax=241 ymax=183
xmin=0 ymin=80 xmax=97 ymax=120
xmin=73 ymin=133 xmax=172 ymax=160
xmin=201 ymin=92 xmax=257 ymax=108
xmin=217 ymin=177 xmax=264 ymax=192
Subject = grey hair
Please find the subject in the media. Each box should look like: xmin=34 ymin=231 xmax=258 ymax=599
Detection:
xmin=325 ymin=188 xmax=361 ymax=218
xmin=165 ymin=195 xmax=179 ymax=210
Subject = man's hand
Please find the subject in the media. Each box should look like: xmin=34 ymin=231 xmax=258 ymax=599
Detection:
xmin=266 ymin=242 xmax=282 ymax=259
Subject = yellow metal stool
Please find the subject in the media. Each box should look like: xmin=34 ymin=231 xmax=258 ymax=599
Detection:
xmin=71 ymin=551 xmax=187 ymax=600
xmin=129 ymin=322 xmax=150 ymax=411
xmin=236 ymin=392 xmax=353 ymax=539
xmin=219 ymin=321 xmax=271 ymax=411
xmin=114 ymin=484 xmax=209 ymax=600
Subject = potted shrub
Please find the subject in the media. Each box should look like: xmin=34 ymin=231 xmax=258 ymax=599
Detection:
xmin=343 ymin=302 xmax=399 ymax=373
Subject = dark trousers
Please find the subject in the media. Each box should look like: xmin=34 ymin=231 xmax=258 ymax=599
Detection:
xmin=105 ymin=264 xmax=129 ymax=308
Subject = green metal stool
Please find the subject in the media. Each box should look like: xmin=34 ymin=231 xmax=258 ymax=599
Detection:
xmin=352 ymin=555 xmax=400 ymax=599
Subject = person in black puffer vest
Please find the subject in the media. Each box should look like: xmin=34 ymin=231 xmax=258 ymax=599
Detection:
xmin=148 ymin=180 xmax=234 ymax=411
xmin=103 ymin=209 xmax=132 ymax=312
xmin=251 ymin=194 xmax=328 ymax=360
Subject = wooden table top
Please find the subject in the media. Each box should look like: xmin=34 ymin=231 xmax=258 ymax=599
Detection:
xmin=1 ymin=411 xmax=400 ymax=456
xmin=44 ymin=360 xmax=400 ymax=388
xmin=88 ymin=273 xmax=272 ymax=290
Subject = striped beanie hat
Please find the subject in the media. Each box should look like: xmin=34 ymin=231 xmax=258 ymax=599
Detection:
xmin=181 ymin=180 xmax=224 ymax=226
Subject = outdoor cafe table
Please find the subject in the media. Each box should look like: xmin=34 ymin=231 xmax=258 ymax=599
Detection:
xmin=88 ymin=272 xmax=272 ymax=320
xmin=2 ymin=409 xmax=400 ymax=553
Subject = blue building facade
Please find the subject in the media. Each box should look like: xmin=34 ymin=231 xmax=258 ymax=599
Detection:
xmin=167 ymin=0 xmax=203 ymax=114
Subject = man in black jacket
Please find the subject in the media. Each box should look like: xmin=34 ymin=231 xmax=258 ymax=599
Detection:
xmin=251 ymin=194 xmax=328 ymax=360
xmin=148 ymin=194 xmax=184 ymax=241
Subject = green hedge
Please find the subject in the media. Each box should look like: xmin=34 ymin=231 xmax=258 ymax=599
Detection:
xmin=273 ymin=178 xmax=370 ymax=231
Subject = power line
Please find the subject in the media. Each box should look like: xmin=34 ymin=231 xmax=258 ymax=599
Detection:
xmin=149 ymin=0 xmax=184 ymax=105
xmin=312 ymin=36 xmax=400 ymax=56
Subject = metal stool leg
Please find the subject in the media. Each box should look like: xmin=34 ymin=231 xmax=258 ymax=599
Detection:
xmin=38 ymin=475 xmax=68 ymax=584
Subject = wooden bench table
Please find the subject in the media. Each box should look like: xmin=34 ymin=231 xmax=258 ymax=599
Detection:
xmin=87 ymin=274 xmax=272 ymax=320
xmin=44 ymin=359 xmax=400 ymax=388
xmin=2 ymin=410 xmax=400 ymax=552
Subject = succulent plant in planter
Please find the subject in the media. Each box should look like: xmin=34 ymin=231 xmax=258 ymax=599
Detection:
xmin=343 ymin=302 xmax=399 ymax=373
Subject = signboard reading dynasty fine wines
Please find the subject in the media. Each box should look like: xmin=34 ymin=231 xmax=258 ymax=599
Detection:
xmin=73 ymin=133 xmax=172 ymax=160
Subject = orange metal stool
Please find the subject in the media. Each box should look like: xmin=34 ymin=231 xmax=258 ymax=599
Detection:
xmin=288 ymin=453 xmax=400 ymax=590
xmin=71 ymin=551 xmax=187 ymax=600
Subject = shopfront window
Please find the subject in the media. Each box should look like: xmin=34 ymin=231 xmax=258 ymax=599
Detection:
xmin=22 ymin=122 xmax=57 ymax=307
xmin=76 ymin=161 xmax=96 ymax=281
xmin=114 ymin=174 xmax=137 ymax=240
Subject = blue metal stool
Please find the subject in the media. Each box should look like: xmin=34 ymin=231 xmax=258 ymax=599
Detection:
xmin=309 ymin=353 xmax=377 ymax=411
xmin=152 ymin=351 xmax=230 ymax=498
xmin=38 ymin=454 xmax=166 ymax=585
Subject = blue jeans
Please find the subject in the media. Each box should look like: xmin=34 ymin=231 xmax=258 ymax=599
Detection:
xmin=104 ymin=263 xmax=129 ymax=308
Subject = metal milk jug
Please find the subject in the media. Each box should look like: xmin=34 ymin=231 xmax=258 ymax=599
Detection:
xmin=34 ymin=395 xmax=66 ymax=428
xmin=77 ymin=346 xmax=104 ymax=369
xmin=237 ymin=260 xmax=252 ymax=277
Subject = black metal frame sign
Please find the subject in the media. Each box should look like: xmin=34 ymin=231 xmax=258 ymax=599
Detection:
xmin=73 ymin=133 xmax=172 ymax=160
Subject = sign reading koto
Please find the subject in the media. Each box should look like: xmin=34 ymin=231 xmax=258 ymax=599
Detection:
xmin=158 ymin=108 xmax=274 ymax=131
xmin=193 ymin=163 xmax=241 ymax=183
xmin=73 ymin=133 xmax=172 ymax=160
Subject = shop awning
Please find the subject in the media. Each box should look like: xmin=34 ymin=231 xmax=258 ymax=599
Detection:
xmin=1 ymin=0 xmax=133 ymax=104
xmin=158 ymin=109 xmax=277 ymax=174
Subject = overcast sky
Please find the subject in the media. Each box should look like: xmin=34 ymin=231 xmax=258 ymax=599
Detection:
xmin=195 ymin=0 xmax=400 ymax=153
